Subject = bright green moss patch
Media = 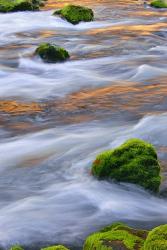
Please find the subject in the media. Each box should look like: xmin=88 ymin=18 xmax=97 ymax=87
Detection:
xmin=35 ymin=43 xmax=70 ymax=63
xmin=41 ymin=245 xmax=70 ymax=250
xmin=100 ymin=222 xmax=128 ymax=233
xmin=92 ymin=138 xmax=161 ymax=192
xmin=10 ymin=245 xmax=24 ymax=250
xmin=83 ymin=222 xmax=148 ymax=250
xmin=150 ymin=0 xmax=167 ymax=8
xmin=53 ymin=5 xmax=94 ymax=24
xmin=144 ymin=224 xmax=167 ymax=250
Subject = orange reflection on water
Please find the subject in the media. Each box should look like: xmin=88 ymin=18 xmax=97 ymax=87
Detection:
xmin=0 ymin=100 xmax=44 ymax=115
xmin=50 ymin=78 xmax=167 ymax=116
xmin=38 ymin=30 xmax=57 ymax=38
xmin=86 ymin=22 xmax=167 ymax=36
xmin=43 ymin=0 xmax=142 ymax=9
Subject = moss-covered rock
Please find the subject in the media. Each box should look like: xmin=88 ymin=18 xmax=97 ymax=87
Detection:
xmin=83 ymin=222 xmax=148 ymax=250
xmin=53 ymin=5 xmax=94 ymax=25
xmin=0 ymin=0 xmax=33 ymax=12
xmin=150 ymin=0 xmax=167 ymax=8
xmin=0 ymin=0 xmax=46 ymax=12
xmin=144 ymin=224 xmax=167 ymax=250
xmin=10 ymin=245 xmax=24 ymax=250
xmin=92 ymin=138 xmax=161 ymax=192
xmin=41 ymin=245 xmax=70 ymax=250
xmin=35 ymin=43 xmax=70 ymax=63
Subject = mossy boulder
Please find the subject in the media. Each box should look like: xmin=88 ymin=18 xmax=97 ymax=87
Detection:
xmin=83 ymin=222 xmax=148 ymax=250
xmin=0 ymin=0 xmax=33 ymax=12
xmin=41 ymin=245 xmax=70 ymax=250
xmin=35 ymin=43 xmax=70 ymax=63
xmin=53 ymin=5 xmax=94 ymax=25
xmin=144 ymin=224 xmax=167 ymax=250
xmin=150 ymin=0 xmax=167 ymax=8
xmin=0 ymin=0 xmax=46 ymax=12
xmin=92 ymin=138 xmax=161 ymax=192
xmin=10 ymin=246 xmax=24 ymax=250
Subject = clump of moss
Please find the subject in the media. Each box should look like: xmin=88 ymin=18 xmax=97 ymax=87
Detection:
xmin=83 ymin=222 xmax=148 ymax=250
xmin=35 ymin=43 xmax=70 ymax=63
xmin=144 ymin=224 xmax=167 ymax=250
xmin=41 ymin=245 xmax=70 ymax=250
xmin=92 ymin=138 xmax=161 ymax=192
xmin=150 ymin=0 xmax=167 ymax=8
xmin=53 ymin=5 xmax=94 ymax=25
xmin=0 ymin=0 xmax=46 ymax=12
xmin=0 ymin=0 xmax=34 ymax=12
xmin=10 ymin=245 xmax=24 ymax=250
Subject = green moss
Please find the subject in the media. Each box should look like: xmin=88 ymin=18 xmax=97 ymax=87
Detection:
xmin=92 ymin=138 xmax=161 ymax=192
xmin=0 ymin=0 xmax=34 ymax=12
xmin=35 ymin=43 xmax=70 ymax=63
xmin=10 ymin=245 xmax=24 ymax=250
xmin=53 ymin=5 xmax=94 ymax=25
xmin=41 ymin=245 xmax=69 ymax=250
xmin=100 ymin=222 xmax=128 ymax=232
xmin=144 ymin=224 xmax=167 ymax=250
xmin=150 ymin=0 xmax=167 ymax=8
xmin=0 ymin=0 xmax=47 ymax=12
xmin=83 ymin=222 xmax=148 ymax=250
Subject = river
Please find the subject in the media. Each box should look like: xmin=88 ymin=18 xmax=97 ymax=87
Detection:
xmin=0 ymin=0 xmax=167 ymax=249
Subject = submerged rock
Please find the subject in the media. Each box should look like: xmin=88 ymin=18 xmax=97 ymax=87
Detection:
xmin=150 ymin=0 xmax=167 ymax=8
xmin=144 ymin=224 xmax=167 ymax=250
xmin=53 ymin=5 xmax=94 ymax=25
xmin=41 ymin=246 xmax=70 ymax=250
xmin=91 ymin=138 xmax=161 ymax=192
xmin=83 ymin=222 xmax=148 ymax=250
xmin=0 ymin=0 xmax=46 ymax=12
xmin=35 ymin=43 xmax=70 ymax=63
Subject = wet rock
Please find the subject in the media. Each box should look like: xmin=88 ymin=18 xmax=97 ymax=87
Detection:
xmin=35 ymin=43 xmax=70 ymax=63
xmin=53 ymin=5 xmax=94 ymax=25
xmin=144 ymin=224 xmax=167 ymax=250
xmin=83 ymin=222 xmax=148 ymax=250
xmin=32 ymin=0 xmax=44 ymax=9
xmin=0 ymin=0 xmax=46 ymax=12
xmin=0 ymin=0 xmax=33 ymax=12
xmin=91 ymin=138 xmax=161 ymax=192
xmin=150 ymin=0 xmax=167 ymax=8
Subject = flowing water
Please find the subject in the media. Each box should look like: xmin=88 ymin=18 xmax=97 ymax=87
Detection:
xmin=1 ymin=0 xmax=167 ymax=249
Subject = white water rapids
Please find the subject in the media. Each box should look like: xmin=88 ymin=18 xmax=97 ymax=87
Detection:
xmin=0 ymin=0 xmax=167 ymax=249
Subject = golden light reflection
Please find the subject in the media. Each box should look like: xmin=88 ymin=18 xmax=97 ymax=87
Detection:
xmin=0 ymin=101 xmax=44 ymax=115
xmin=1 ymin=77 xmax=167 ymax=127
xmin=38 ymin=30 xmax=57 ymax=38
xmin=86 ymin=22 xmax=167 ymax=36
xmin=50 ymin=78 xmax=167 ymax=116
xmin=43 ymin=0 xmax=144 ymax=9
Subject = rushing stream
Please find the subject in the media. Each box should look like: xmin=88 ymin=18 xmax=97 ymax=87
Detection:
xmin=1 ymin=0 xmax=167 ymax=249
